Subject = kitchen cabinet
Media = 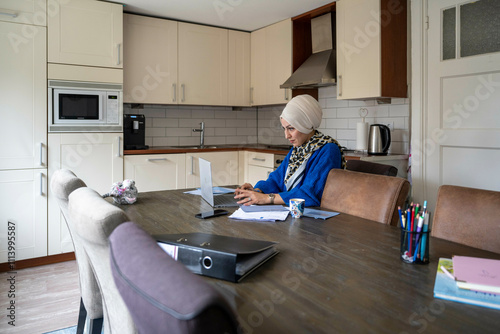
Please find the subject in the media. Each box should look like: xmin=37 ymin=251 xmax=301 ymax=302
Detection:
xmin=0 ymin=169 xmax=47 ymax=262
xmin=241 ymin=151 xmax=274 ymax=186
xmin=123 ymin=14 xmax=178 ymax=104
xmin=47 ymin=133 xmax=123 ymax=255
xmin=0 ymin=21 xmax=46 ymax=170
xmin=0 ymin=0 xmax=46 ymax=26
xmin=228 ymin=30 xmax=251 ymax=106
xmin=124 ymin=154 xmax=186 ymax=192
xmin=336 ymin=0 xmax=407 ymax=100
xmin=178 ymin=22 xmax=228 ymax=106
xmin=48 ymin=0 xmax=123 ymax=69
xmin=251 ymin=19 xmax=292 ymax=106
xmin=185 ymin=152 xmax=239 ymax=188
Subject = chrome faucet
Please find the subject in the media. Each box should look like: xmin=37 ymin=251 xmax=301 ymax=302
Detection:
xmin=192 ymin=122 xmax=205 ymax=148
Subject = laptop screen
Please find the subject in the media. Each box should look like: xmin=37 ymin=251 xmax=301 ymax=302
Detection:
xmin=199 ymin=158 xmax=215 ymax=207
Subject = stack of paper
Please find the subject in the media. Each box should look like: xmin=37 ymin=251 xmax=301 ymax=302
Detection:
xmin=229 ymin=207 xmax=289 ymax=222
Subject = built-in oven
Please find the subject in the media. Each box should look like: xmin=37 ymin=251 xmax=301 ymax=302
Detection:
xmin=274 ymin=154 xmax=287 ymax=170
xmin=48 ymin=80 xmax=123 ymax=132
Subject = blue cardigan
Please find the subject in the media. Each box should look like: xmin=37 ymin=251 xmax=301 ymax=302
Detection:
xmin=254 ymin=143 xmax=342 ymax=207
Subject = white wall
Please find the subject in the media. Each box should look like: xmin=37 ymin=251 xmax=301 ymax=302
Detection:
xmin=126 ymin=86 xmax=410 ymax=154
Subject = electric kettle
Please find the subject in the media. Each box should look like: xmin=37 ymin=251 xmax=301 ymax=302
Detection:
xmin=368 ymin=124 xmax=391 ymax=155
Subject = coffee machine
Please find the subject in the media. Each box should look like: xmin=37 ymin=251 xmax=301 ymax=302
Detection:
xmin=124 ymin=114 xmax=148 ymax=150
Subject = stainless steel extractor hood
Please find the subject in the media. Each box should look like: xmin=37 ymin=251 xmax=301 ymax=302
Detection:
xmin=281 ymin=12 xmax=336 ymax=89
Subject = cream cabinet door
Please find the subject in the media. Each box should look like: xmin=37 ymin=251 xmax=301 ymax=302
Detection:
xmin=123 ymin=14 xmax=178 ymax=104
xmin=0 ymin=21 xmax=46 ymax=170
xmin=178 ymin=22 xmax=228 ymax=105
xmin=0 ymin=169 xmax=47 ymax=262
xmin=245 ymin=151 xmax=274 ymax=186
xmin=228 ymin=30 xmax=250 ymax=106
xmin=250 ymin=19 xmax=292 ymax=106
xmin=185 ymin=152 xmax=239 ymax=188
xmin=48 ymin=0 xmax=123 ymax=68
xmin=48 ymin=133 xmax=123 ymax=255
xmin=0 ymin=0 xmax=46 ymax=25
xmin=248 ymin=165 xmax=273 ymax=186
xmin=124 ymin=154 xmax=186 ymax=192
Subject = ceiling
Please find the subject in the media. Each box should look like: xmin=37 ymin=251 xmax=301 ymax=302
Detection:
xmin=118 ymin=0 xmax=335 ymax=32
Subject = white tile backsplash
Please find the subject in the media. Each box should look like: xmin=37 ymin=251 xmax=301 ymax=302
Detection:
xmin=124 ymin=87 xmax=410 ymax=153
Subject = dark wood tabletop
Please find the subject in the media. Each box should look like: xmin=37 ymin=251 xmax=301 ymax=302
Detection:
xmin=121 ymin=189 xmax=500 ymax=334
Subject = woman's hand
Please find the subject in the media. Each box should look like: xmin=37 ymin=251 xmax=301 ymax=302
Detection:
xmin=234 ymin=189 xmax=270 ymax=206
xmin=235 ymin=183 xmax=254 ymax=194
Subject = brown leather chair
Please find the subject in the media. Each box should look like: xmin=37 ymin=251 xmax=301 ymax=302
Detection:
xmin=320 ymin=169 xmax=410 ymax=226
xmin=345 ymin=160 xmax=398 ymax=177
xmin=432 ymin=185 xmax=500 ymax=254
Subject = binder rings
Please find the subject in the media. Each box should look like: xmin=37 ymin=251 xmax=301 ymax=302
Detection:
xmin=155 ymin=233 xmax=279 ymax=282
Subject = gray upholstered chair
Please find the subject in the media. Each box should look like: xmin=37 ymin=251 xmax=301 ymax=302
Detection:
xmin=432 ymin=185 xmax=500 ymax=254
xmin=69 ymin=187 xmax=136 ymax=334
xmin=50 ymin=169 xmax=103 ymax=334
xmin=109 ymin=222 xmax=239 ymax=334
xmin=321 ymin=169 xmax=410 ymax=226
xmin=345 ymin=159 xmax=398 ymax=177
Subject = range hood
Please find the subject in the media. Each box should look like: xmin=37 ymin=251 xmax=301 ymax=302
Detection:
xmin=281 ymin=13 xmax=336 ymax=89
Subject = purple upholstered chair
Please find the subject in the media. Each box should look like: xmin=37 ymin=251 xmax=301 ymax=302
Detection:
xmin=109 ymin=222 xmax=239 ymax=334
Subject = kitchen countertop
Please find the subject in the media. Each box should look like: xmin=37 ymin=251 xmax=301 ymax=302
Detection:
xmin=124 ymin=145 xmax=409 ymax=160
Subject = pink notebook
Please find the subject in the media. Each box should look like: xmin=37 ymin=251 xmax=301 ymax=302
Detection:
xmin=453 ymin=256 xmax=500 ymax=294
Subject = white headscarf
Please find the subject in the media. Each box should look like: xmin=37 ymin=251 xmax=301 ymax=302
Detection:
xmin=280 ymin=95 xmax=322 ymax=134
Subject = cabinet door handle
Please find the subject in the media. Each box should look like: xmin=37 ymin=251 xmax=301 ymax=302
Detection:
xmin=252 ymin=158 xmax=266 ymax=162
xmin=250 ymin=87 xmax=254 ymax=104
xmin=172 ymin=84 xmax=177 ymax=102
xmin=0 ymin=10 xmax=18 ymax=18
xmin=147 ymin=158 xmax=167 ymax=162
xmin=189 ymin=155 xmax=194 ymax=175
xmin=39 ymin=173 xmax=43 ymax=196
xmin=117 ymin=136 xmax=121 ymax=157
xmin=116 ymin=44 xmax=121 ymax=65
xmin=285 ymin=89 xmax=289 ymax=101
xmin=338 ymin=75 xmax=342 ymax=97
xmin=181 ymin=84 xmax=185 ymax=102
xmin=39 ymin=142 xmax=43 ymax=166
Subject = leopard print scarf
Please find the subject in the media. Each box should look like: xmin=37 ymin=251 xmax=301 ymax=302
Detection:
xmin=284 ymin=131 xmax=345 ymax=189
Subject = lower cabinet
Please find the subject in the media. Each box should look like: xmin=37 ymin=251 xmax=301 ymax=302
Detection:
xmin=48 ymin=133 xmax=124 ymax=255
xmin=241 ymin=151 xmax=274 ymax=186
xmin=0 ymin=169 xmax=48 ymax=262
xmin=124 ymin=154 xmax=186 ymax=192
xmin=185 ymin=152 xmax=239 ymax=188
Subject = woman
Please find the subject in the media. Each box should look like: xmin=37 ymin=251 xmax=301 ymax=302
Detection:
xmin=235 ymin=94 xmax=345 ymax=207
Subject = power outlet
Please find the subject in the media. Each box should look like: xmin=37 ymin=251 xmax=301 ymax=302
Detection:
xmin=386 ymin=122 xmax=394 ymax=131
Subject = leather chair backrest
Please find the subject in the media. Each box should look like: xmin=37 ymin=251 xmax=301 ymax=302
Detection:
xmin=432 ymin=185 xmax=500 ymax=254
xmin=321 ymin=169 xmax=410 ymax=225
xmin=346 ymin=160 xmax=398 ymax=177
xmin=109 ymin=222 xmax=239 ymax=334
xmin=50 ymin=170 xmax=103 ymax=321
xmin=69 ymin=187 xmax=136 ymax=334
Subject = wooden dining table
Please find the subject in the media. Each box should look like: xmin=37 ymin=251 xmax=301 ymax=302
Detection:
xmin=120 ymin=189 xmax=500 ymax=334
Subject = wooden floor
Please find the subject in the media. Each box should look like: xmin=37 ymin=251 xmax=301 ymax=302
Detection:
xmin=0 ymin=260 xmax=80 ymax=334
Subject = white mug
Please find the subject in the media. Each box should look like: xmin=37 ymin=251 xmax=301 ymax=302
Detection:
xmin=290 ymin=198 xmax=305 ymax=218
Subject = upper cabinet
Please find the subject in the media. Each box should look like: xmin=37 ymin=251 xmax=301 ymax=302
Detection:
xmin=123 ymin=14 xmax=177 ymax=104
xmin=336 ymin=0 xmax=407 ymax=100
xmin=228 ymin=30 xmax=251 ymax=106
xmin=0 ymin=0 xmax=46 ymax=26
xmin=178 ymin=22 xmax=228 ymax=106
xmin=251 ymin=19 xmax=292 ymax=106
xmin=48 ymin=0 xmax=123 ymax=69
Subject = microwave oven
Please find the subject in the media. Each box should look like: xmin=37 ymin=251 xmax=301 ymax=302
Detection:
xmin=48 ymin=80 xmax=123 ymax=132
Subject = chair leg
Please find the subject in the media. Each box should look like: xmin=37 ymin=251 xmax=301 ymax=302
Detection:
xmin=88 ymin=317 xmax=104 ymax=334
xmin=76 ymin=298 xmax=87 ymax=334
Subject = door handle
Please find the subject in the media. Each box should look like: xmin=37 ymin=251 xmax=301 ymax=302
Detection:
xmin=116 ymin=44 xmax=121 ymax=65
xmin=0 ymin=10 xmax=18 ymax=18
xmin=117 ymin=137 xmax=121 ymax=157
xmin=39 ymin=142 xmax=43 ymax=166
xmin=39 ymin=173 xmax=43 ymax=196
xmin=147 ymin=158 xmax=167 ymax=162
xmin=252 ymin=158 xmax=265 ymax=162
xmin=189 ymin=155 xmax=194 ymax=175
xmin=250 ymin=87 xmax=254 ymax=104
xmin=172 ymin=83 xmax=176 ymax=102
xmin=285 ymin=89 xmax=289 ymax=101
xmin=181 ymin=84 xmax=185 ymax=102
xmin=338 ymin=75 xmax=342 ymax=97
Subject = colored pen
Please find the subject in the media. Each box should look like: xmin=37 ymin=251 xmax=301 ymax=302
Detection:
xmin=414 ymin=204 xmax=420 ymax=221
xmin=420 ymin=213 xmax=429 ymax=261
xmin=422 ymin=200 xmax=427 ymax=218
xmin=398 ymin=206 xmax=403 ymax=228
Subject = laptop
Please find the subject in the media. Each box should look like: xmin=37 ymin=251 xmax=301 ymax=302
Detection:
xmin=199 ymin=158 xmax=240 ymax=208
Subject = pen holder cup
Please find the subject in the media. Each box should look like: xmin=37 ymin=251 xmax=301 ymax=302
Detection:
xmin=400 ymin=229 xmax=430 ymax=264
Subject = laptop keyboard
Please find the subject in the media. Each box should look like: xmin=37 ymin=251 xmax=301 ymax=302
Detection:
xmin=214 ymin=194 xmax=239 ymax=207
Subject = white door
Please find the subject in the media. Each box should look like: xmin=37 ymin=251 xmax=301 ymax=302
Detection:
xmin=48 ymin=133 xmax=123 ymax=254
xmin=0 ymin=169 xmax=47 ymax=262
xmin=0 ymin=21 xmax=46 ymax=170
xmin=420 ymin=0 xmax=500 ymax=212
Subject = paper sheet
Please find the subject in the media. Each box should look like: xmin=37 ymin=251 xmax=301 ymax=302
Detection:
xmin=229 ymin=208 xmax=289 ymax=222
